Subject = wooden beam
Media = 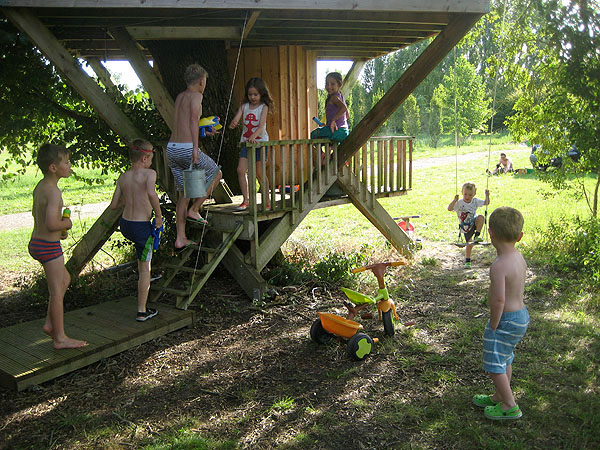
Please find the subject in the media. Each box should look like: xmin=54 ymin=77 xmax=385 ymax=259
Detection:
xmin=86 ymin=58 xmax=117 ymax=92
xmin=2 ymin=8 xmax=144 ymax=144
xmin=243 ymin=11 xmax=261 ymax=39
xmin=337 ymin=13 xmax=483 ymax=168
xmin=126 ymin=26 xmax=240 ymax=40
xmin=342 ymin=60 xmax=367 ymax=98
xmin=0 ymin=2 xmax=491 ymax=14
xmin=109 ymin=27 xmax=174 ymax=130
xmin=65 ymin=206 xmax=123 ymax=277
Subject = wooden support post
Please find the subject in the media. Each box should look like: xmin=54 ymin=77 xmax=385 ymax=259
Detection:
xmin=65 ymin=206 xmax=123 ymax=277
xmin=87 ymin=58 xmax=118 ymax=93
xmin=337 ymin=13 xmax=482 ymax=168
xmin=109 ymin=27 xmax=175 ymax=130
xmin=2 ymin=8 xmax=144 ymax=143
xmin=341 ymin=59 xmax=367 ymax=98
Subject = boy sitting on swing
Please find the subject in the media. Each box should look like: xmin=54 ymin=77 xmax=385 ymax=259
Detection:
xmin=448 ymin=182 xmax=490 ymax=268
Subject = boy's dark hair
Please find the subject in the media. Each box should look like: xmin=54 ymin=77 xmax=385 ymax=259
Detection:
xmin=489 ymin=206 xmax=524 ymax=242
xmin=128 ymin=139 xmax=154 ymax=162
xmin=37 ymin=143 xmax=69 ymax=175
xmin=243 ymin=77 xmax=274 ymax=110
xmin=184 ymin=64 xmax=208 ymax=86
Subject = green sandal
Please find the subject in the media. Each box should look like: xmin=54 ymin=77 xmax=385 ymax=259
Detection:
xmin=484 ymin=403 xmax=522 ymax=420
xmin=472 ymin=394 xmax=498 ymax=408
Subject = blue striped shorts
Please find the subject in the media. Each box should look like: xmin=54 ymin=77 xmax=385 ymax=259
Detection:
xmin=166 ymin=142 xmax=219 ymax=193
xmin=483 ymin=306 xmax=529 ymax=373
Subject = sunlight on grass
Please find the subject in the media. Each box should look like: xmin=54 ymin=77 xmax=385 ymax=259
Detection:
xmin=0 ymin=152 xmax=118 ymax=215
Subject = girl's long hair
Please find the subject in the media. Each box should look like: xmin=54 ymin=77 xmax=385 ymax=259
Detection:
xmin=325 ymin=72 xmax=344 ymax=105
xmin=243 ymin=77 xmax=274 ymax=110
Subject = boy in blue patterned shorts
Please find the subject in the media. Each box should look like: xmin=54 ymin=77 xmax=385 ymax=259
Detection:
xmin=110 ymin=139 xmax=163 ymax=321
xmin=473 ymin=206 xmax=529 ymax=420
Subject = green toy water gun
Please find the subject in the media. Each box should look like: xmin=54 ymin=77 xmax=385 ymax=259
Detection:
xmin=199 ymin=116 xmax=223 ymax=137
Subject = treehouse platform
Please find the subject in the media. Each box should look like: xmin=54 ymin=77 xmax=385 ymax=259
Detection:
xmin=0 ymin=297 xmax=193 ymax=391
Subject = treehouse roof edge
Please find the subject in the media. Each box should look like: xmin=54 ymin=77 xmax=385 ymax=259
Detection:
xmin=0 ymin=1 xmax=490 ymax=14
xmin=1 ymin=1 xmax=489 ymax=60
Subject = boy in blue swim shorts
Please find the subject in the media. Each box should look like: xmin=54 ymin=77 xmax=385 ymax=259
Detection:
xmin=110 ymin=139 xmax=163 ymax=321
xmin=472 ymin=206 xmax=529 ymax=420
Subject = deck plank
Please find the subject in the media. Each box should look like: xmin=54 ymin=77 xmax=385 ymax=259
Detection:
xmin=0 ymin=298 xmax=193 ymax=391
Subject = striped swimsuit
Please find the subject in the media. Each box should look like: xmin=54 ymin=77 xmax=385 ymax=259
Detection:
xmin=28 ymin=238 xmax=63 ymax=264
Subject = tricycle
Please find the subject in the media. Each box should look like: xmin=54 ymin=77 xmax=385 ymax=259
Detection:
xmin=310 ymin=261 xmax=415 ymax=360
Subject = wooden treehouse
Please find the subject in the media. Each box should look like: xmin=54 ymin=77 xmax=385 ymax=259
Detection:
xmin=0 ymin=1 xmax=489 ymax=390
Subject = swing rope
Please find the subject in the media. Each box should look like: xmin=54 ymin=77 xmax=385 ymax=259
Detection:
xmin=481 ymin=0 xmax=509 ymax=241
xmin=187 ymin=10 xmax=249 ymax=293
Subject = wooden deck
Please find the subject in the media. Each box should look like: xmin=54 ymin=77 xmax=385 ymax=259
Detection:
xmin=0 ymin=298 xmax=194 ymax=391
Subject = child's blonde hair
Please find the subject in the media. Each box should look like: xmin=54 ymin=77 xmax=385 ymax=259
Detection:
xmin=489 ymin=206 xmax=524 ymax=242
xmin=462 ymin=182 xmax=477 ymax=193
xmin=37 ymin=143 xmax=69 ymax=175
xmin=128 ymin=139 xmax=154 ymax=162
xmin=184 ymin=64 xmax=208 ymax=86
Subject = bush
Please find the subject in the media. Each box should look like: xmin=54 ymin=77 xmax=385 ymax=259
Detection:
xmin=526 ymin=216 xmax=600 ymax=281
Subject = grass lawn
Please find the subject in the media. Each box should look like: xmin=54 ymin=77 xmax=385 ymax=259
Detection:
xmin=0 ymin=136 xmax=598 ymax=449
xmin=0 ymin=151 xmax=118 ymax=215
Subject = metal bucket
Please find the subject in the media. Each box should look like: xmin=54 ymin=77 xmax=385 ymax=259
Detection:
xmin=183 ymin=164 xmax=207 ymax=199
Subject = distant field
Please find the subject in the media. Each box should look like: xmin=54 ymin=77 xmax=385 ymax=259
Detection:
xmin=0 ymin=152 xmax=118 ymax=215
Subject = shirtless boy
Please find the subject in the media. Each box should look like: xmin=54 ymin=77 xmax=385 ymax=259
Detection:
xmin=472 ymin=206 xmax=529 ymax=420
xmin=110 ymin=139 xmax=163 ymax=321
xmin=29 ymin=143 xmax=87 ymax=349
xmin=167 ymin=64 xmax=222 ymax=249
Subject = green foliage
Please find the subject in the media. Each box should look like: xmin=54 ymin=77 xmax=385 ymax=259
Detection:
xmin=428 ymin=86 xmax=445 ymax=147
xmin=526 ymin=217 xmax=600 ymax=282
xmin=265 ymin=249 xmax=368 ymax=288
xmin=402 ymin=94 xmax=420 ymax=137
xmin=504 ymin=0 xmax=600 ymax=217
xmin=0 ymin=19 xmax=169 ymax=180
xmin=440 ymin=56 xmax=491 ymax=144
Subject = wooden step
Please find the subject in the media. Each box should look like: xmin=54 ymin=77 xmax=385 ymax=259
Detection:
xmin=163 ymin=263 xmax=208 ymax=274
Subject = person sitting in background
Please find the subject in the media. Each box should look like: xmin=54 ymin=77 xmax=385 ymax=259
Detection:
xmin=489 ymin=153 xmax=513 ymax=175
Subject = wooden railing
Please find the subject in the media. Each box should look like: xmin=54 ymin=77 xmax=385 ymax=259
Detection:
xmin=245 ymin=135 xmax=414 ymax=215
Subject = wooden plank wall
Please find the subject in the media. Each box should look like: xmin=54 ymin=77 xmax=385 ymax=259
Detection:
xmin=227 ymin=46 xmax=318 ymax=181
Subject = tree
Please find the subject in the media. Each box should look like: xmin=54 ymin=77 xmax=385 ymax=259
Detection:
xmin=0 ymin=18 xmax=168 ymax=180
xmin=440 ymin=56 xmax=491 ymax=145
xmin=402 ymin=94 xmax=420 ymax=137
xmin=505 ymin=0 xmax=600 ymax=217
xmin=428 ymin=85 xmax=445 ymax=147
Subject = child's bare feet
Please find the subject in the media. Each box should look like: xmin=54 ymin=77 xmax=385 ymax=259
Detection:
xmin=53 ymin=336 xmax=87 ymax=349
xmin=42 ymin=323 xmax=53 ymax=338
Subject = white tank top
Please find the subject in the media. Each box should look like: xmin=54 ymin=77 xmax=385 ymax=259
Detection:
xmin=240 ymin=103 xmax=269 ymax=142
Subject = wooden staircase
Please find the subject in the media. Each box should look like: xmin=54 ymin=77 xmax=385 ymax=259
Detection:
xmin=150 ymin=222 xmax=243 ymax=309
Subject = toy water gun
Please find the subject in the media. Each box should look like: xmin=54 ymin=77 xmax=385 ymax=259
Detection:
xmin=152 ymin=218 xmax=163 ymax=252
xmin=60 ymin=208 xmax=70 ymax=239
xmin=312 ymin=116 xmax=325 ymax=127
xmin=199 ymin=116 xmax=223 ymax=137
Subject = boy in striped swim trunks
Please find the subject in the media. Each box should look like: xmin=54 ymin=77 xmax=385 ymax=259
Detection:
xmin=29 ymin=144 xmax=87 ymax=349
xmin=473 ymin=206 xmax=529 ymax=420
xmin=110 ymin=139 xmax=162 ymax=322
xmin=167 ymin=64 xmax=222 ymax=250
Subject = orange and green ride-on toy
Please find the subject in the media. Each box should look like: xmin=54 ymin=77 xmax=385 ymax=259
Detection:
xmin=310 ymin=261 xmax=414 ymax=360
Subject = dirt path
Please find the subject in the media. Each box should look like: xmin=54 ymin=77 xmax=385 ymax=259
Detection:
xmin=0 ymin=201 xmax=110 ymax=232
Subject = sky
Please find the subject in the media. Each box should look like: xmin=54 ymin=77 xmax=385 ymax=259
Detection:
xmin=84 ymin=60 xmax=357 ymax=90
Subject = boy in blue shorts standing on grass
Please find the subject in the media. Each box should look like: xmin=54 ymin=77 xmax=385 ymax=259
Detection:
xmin=473 ymin=206 xmax=529 ymax=420
xmin=110 ymin=139 xmax=162 ymax=321
xmin=29 ymin=143 xmax=87 ymax=349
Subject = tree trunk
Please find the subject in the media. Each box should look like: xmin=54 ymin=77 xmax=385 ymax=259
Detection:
xmin=145 ymin=40 xmax=241 ymax=191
